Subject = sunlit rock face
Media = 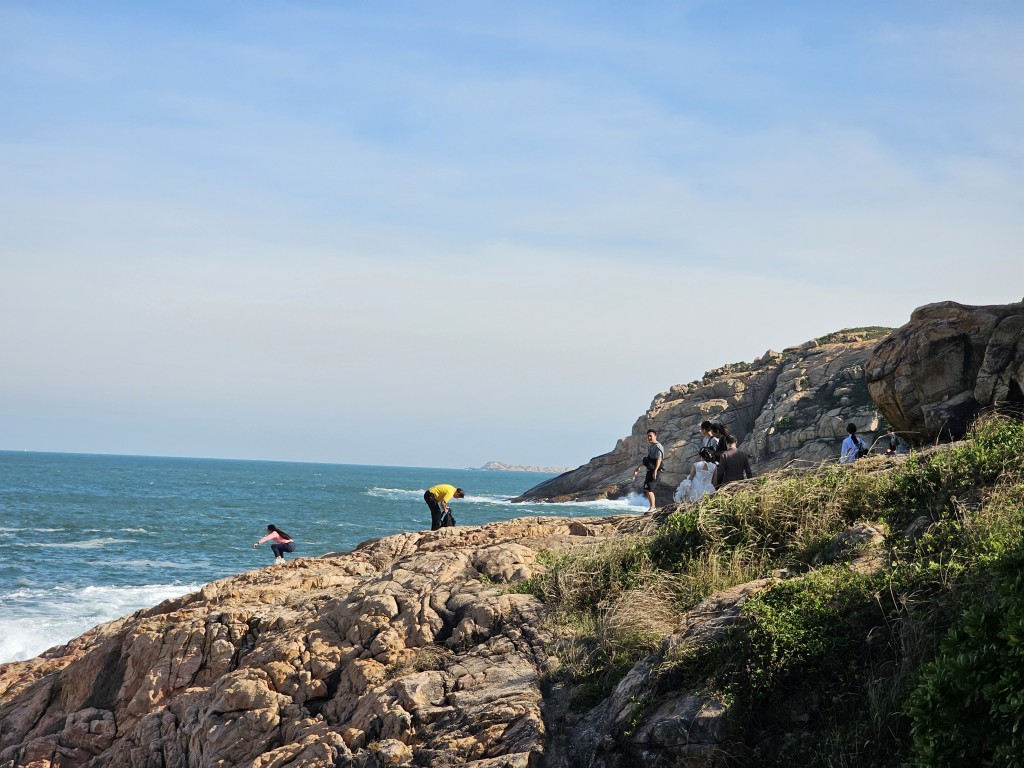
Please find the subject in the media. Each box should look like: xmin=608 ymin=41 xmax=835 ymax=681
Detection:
xmin=516 ymin=330 xmax=888 ymax=505
xmin=866 ymin=300 xmax=1024 ymax=442
xmin=0 ymin=516 xmax=639 ymax=768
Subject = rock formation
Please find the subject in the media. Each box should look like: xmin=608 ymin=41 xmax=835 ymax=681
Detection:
xmin=515 ymin=329 xmax=890 ymax=505
xmin=0 ymin=509 xmax=886 ymax=768
xmin=0 ymin=516 xmax=642 ymax=768
xmin=475 ymin=462 xmax=575 ymax=474
xmin=866 ymin=300 xmax=1024 ymax=442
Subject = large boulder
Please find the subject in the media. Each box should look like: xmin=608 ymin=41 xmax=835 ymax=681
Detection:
xmin=866 ymin=301 xmax=1024 ymax=442
xmin=516 ymin=330 xmax=890 ymax=504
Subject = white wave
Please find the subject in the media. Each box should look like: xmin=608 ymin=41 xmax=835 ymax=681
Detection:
xmin=0 ymin=527 xmax=65 ymax=533
xmin=120 ymin=528 xmax=148 ymax=533
xmin=118 ymin=560 xmax=203 ymax=570
xmin=27 ymin=537 xmax=132 ymax=549
xmin=365 ymin=487 xmax=424 ymax=500
xmin=0 ymin=582 xmax=197 ymax=664
xmin=513 ymin=497 xmax=641 ymax=511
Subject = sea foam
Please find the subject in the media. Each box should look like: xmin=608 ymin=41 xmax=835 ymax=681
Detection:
xmin=0 ymin=583 xmax=197 ymax=663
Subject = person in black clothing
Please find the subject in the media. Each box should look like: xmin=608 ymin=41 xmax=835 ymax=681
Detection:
xmin=712 ymin=435 xmax=754 ymax=488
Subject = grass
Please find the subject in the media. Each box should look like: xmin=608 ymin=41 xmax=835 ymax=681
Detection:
xmin=518 ymin=414 xmax=1024 ymax=765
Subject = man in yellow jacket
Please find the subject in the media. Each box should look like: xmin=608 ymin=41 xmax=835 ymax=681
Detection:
xmin=424 ymin=484 xmax=465 ymax=530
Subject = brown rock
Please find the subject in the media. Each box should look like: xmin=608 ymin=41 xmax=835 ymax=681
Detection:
xmin=516 ymin=330 xmax=889 ymax=504
xmin=866 ymin=300 xmax=1024 ymax=441
xmin=0 ymin=518 xmax=609 ymax=767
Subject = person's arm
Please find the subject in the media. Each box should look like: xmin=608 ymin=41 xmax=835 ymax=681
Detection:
xmin=744 ymin=457 xmax=754 ymax=479
xmin=688 ymin=464 xmax=697 ymax=481
xmin=653 ymin=455 xmax=663 ymax=478
xmin=254 ymin=533 xmax=272 ymax=548
xmin=712 ymin=463 xmax=721 ymax=489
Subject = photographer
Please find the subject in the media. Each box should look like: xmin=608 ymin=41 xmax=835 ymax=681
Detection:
xmin=632 ymin=429 xmax=665 ymax=510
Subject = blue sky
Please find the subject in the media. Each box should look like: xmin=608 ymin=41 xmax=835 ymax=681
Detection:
xmin=1 ymin=1 xmax=1022 ymax=468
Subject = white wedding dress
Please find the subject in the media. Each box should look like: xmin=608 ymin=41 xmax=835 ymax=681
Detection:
xmin=673 ymin=461 xmax=717 ymax=503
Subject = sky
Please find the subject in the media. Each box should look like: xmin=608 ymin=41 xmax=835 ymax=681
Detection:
xmin=1 ymin=1 xmax=1022 ymax=469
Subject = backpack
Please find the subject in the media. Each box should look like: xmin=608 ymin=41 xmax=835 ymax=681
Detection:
xmin=855 ymin=437 xmax=868 ymax=459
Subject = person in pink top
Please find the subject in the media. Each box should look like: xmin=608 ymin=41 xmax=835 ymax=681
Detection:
xmin=253 ymin=524 xmax=295 ymax=565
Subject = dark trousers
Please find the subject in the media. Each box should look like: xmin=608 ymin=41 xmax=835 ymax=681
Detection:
xmin=271 ymin=541 xmax=295 ymax=558
xmin=424 ymin=492 xmax=456 ymax=530
xmin=425 ymin=491 xmax=444 ymax=530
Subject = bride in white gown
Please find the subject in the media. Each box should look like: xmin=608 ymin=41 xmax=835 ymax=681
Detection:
xmin=673 ymin=447 xmax=718 ymax=504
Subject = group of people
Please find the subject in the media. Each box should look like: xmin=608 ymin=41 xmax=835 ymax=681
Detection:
xmin=840 ymin=424 xmax=910 ymax=463
xmin=635 ymin=422 xmax=755 ymax=510
xmin=653 ymin=419 xmax=913 ymax=509
xmin=254 ymin=422 xmax=914 ymax=565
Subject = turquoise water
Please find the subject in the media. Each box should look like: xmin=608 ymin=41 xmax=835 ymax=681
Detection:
xmin=0 ymin=451 xmax=639 ymax=663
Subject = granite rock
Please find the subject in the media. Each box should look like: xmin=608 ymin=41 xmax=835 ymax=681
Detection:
xmin=516 ymin=331 xmax=887 ymax=505
xmin=866 ymin=300 xmax=1024 ymax=441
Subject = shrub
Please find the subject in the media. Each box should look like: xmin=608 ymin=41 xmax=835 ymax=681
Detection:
xmin=905 ymin=550 xmax=1024 ymax=768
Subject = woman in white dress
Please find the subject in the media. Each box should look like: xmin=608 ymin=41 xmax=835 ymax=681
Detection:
xmin=673 ymin=448 xmax=718 ymax=503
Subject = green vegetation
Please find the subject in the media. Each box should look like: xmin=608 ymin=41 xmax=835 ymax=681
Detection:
xmin=520 ymin=415 xmax=1024 ymax=766
xmin=814 ymin=326 xmax=895 ymax=345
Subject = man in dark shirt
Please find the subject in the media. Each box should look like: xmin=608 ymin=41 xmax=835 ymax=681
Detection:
xmin=713 ymin=435 xmax=754 ymax=488
xmin=632 ymin=429 xmax=665 ymax=510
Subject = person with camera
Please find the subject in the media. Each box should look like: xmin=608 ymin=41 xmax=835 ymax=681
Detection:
xmin=632 ymin=429 xmax=665 ymax=510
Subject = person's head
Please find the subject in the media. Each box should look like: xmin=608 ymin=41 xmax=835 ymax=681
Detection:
xmin=267 ymin=524 xmax=290 ymax=538
xmin=700 ymin=420 xmax=713 ymax=435
xmin=646 ymin=429 xmax=657 ymax=443
xmin=886 ymin=427 xmax=895 ymax=435
xmin=726 ymin=435 xmax=738 ymax=447
xmin=847 ymin=423 xmax=858 ymax=436
xmin=699 ymin=447 xmax=715 ymax=462
xmin=454 ymin=488 xmax=465 ymax=499
xmin=267 ymin=524 xmax=277 ymax=533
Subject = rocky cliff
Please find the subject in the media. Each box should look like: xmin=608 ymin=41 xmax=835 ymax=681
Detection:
xmin=515 ymin=329 xmax=891 ymax=505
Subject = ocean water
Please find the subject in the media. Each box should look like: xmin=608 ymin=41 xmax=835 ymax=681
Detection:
xmin=0 ymin=451 xmax=641 ymax=664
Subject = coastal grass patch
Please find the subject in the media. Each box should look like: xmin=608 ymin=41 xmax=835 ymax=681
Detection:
xmin=644 ymin=418 xmax=1024 ymax=766
xmin=526 ymin=415 xmax=1024 ymax=762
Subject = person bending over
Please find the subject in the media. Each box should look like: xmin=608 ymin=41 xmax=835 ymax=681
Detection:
xmin=424 ymin=484 xmax=465 ymax=530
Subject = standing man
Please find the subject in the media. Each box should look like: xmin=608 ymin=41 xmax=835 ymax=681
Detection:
xmin=713 ymin=435 xmax=754 ymax=488
xmin=632 ymin=429 xmax=665 ymax=510
xmin=424 ymin=484 xmax=465 ymax=530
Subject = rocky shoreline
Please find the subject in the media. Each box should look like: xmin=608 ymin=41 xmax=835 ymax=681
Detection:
xmin=0 ymin=514 xmax=647 ymax=768
xmin=4 ymin=299 xmax=1022 ymax=768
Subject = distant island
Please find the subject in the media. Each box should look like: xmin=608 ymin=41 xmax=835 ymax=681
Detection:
xmin=473 ymin=461 xmax=575 ymax=473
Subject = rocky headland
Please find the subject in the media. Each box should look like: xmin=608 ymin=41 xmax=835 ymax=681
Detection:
xmin=474 ymin=462 xmax=575 ymax=474
xmin=515 ymin=327 xmax=892 ymax=505
xmin=4 ymin=299 xmax=1024 ymax=768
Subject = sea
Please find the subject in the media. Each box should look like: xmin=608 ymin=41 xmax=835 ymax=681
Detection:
xmin=0 ymin=451 xmax=642 ymax=664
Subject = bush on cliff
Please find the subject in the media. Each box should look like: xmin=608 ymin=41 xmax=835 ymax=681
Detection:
xmin=522 ymin=415 xmax=1024 ymax=766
